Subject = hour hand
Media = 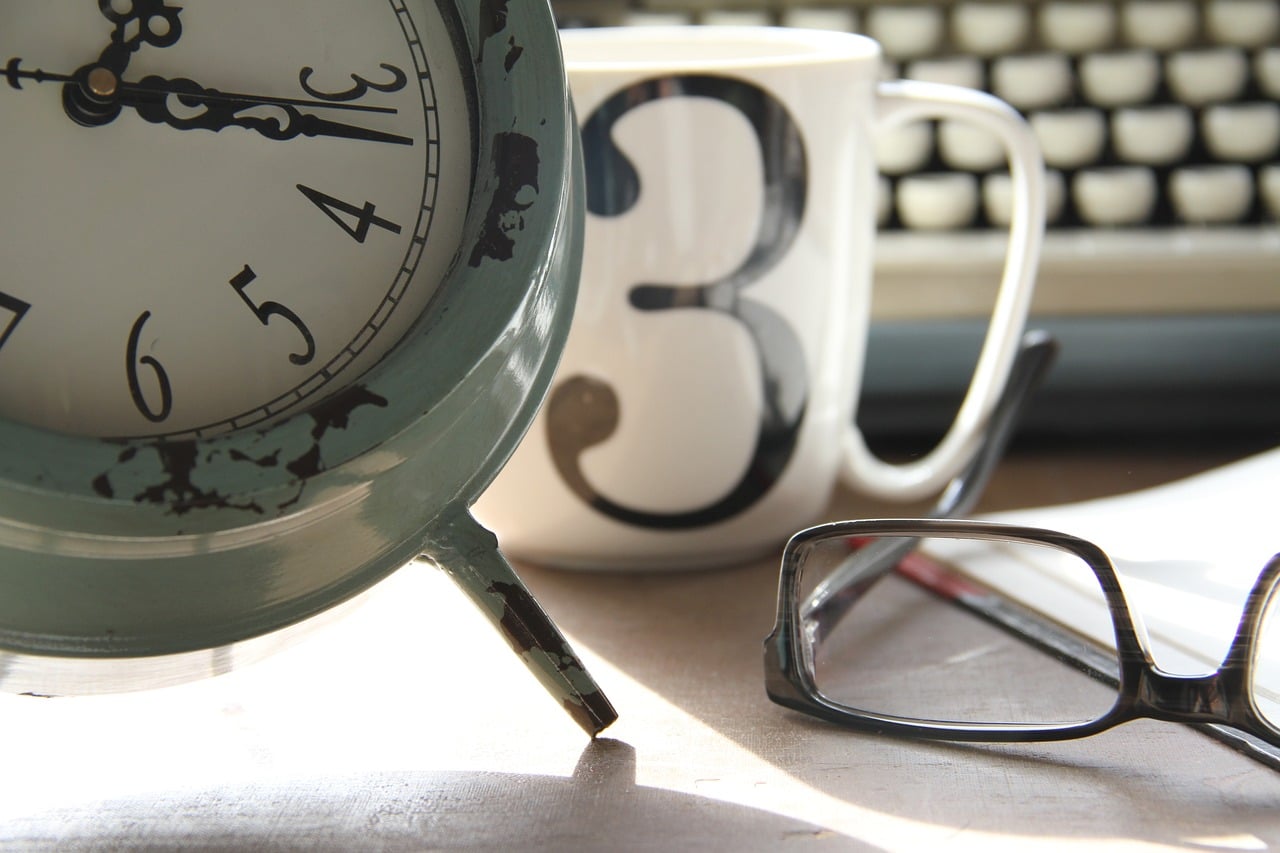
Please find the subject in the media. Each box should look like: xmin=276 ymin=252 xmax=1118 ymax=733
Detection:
xmin=96 ymin=0 xmax=184 ymax=74
xmin=117 ymin=74 xmax=415 ymax=146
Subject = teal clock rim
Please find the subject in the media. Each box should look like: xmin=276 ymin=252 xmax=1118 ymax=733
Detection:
xmin=0 ymin=0 xmax=569 ymax=523
xmin=0 ymin=0 xmax=584 ymax=665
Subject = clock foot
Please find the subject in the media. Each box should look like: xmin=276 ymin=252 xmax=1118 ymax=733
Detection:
xmin=427 ymin=511 xmax=619 ymax=736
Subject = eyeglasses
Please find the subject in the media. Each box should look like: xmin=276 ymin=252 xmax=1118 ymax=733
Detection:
xmin=764 ymin=518 xmax=1280 ymax=762
xmin=763 ymin=331 xmax=1280 ymax=768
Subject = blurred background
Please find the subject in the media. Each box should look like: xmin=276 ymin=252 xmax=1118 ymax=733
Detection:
xmin=550 ymin=0 xmax=1280 ymax=442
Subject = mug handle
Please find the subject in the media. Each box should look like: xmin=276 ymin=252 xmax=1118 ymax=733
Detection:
xmin=840 ymin=79 xmax=1046 ymax=501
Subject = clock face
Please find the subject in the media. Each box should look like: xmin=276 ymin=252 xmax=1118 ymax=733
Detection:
xmin=0 ymin=0 xmax=472 ymax=439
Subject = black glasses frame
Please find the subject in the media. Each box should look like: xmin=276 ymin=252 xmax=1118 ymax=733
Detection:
xmin=765 ymin=516 xmax=1280 ymax=750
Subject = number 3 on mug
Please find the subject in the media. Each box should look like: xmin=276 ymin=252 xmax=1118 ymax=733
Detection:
xmin=547 ymin=76 xmax=811 ymax=530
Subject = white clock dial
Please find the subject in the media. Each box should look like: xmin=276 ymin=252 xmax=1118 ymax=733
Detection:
xmin=0 ymin=0 xmax=472 ymax=438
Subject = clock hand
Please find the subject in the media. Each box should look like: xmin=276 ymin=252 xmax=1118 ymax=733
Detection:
xmin=3 ymin=59 xmax=74 ymax=89
xmin=1 ymin=59 xmax=125 ymax=125
xmin=119 ymin=73 xmax=416 ymax=145
xmin=98 ymin=0 xmax=185 ymax=57
xmin=4 ymin=61 xmax=414 ymax=145
xmin=5 ymin=61 xmax=396 ymax=113
xmin=69 ymin=1 xmax=184 ymax=123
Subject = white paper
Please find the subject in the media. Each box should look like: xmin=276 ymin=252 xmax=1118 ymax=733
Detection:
xmin=936 ymin=447 xmax=1280 ymax=681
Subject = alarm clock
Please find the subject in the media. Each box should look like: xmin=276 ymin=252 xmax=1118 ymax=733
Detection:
xmin=0 ymin=0 xmax=616 ymax=735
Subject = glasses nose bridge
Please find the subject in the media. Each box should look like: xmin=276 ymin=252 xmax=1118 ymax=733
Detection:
xmin=1135 ymin=666 xmax=1246 ymax=725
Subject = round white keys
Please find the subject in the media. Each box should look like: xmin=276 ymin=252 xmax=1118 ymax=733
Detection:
xmin=1040 ymin=2 xmax=1118 ymax=52
xmin=875 ymin=122 xmax=934 ymax=176
xmin=1031 ymin=109 xmax=1108 ymax=169
xmin=906 ymin=57 xmax=984 ymax=90
xmin=1122 ymin=1 xmax=1199 ymax=50
xmin=952 ymin=3 xmax=1032 ymax=55
xmin=866 ymin=5 xmax=945 ymax=58
xmin=1255 ymin=48 xmax=1280 ymax=99
xmin=1113 ymin=106 xmax=1196 ymax=165
xmin=992 ymin=54 xmax=1074 ymax=110
xmin=1203 ymin=103 xmax=1280 ymax=163
xmin=1206 ymin=0 xmax=1280 ymax=47
xmin=1079 ymin=51 xmax=1161 ymax=106
xmin=1166 ymin=48 xmax=1250 ymax=106
xmin=985 ymin=169 xmax=1067 ymax=225
xmin=1074 ymin=167 xmax=1158 ymax=225
xmin=1261 ymin=165 xmax=1280 ymax=218
xmin=940 ymin=122 xmax=1007 ymax=171
xmin=897 ymin=173 xmax=980 ymax=230
xmin=780 ymin=7 xmax=858 ymax=31
xmin=1170 ymin=165 xmax=1255 ymax=223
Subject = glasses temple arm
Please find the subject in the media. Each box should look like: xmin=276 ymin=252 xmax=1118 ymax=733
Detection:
xmin=800 ymin=330 xmax=1059 ymax=635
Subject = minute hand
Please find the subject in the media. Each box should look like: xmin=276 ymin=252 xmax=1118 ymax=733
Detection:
xmin=118 ymin=74 xmax=415 ymax=146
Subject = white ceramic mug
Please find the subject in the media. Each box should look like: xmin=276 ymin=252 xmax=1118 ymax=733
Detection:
xmin=475 ymin=26 xmax=1045 ymax=570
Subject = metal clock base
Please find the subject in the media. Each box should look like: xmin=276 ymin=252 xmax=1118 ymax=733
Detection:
xmin=0 ymin=0 xmax=616 ymax=736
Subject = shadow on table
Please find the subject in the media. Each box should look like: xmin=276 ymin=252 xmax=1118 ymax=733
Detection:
xmin=517 ymin=512 xmax=1280 ymax=849
xmin=6 ymin=740 xmax=878 ymax=853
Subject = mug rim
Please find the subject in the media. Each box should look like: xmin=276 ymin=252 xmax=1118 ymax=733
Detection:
xmin=559 ymin=26 xmax=881 ymax=71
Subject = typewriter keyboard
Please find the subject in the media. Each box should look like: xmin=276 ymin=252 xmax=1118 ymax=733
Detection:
xmin=552 ymin=0 xmax=1280 ymax=322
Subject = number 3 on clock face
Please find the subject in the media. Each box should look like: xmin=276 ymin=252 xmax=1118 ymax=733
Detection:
xmin=0 ymin=0 xmax=472 ymax=439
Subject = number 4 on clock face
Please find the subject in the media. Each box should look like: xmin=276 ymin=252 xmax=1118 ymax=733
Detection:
xmin=298 ymin=184 xmax=403 ymax=244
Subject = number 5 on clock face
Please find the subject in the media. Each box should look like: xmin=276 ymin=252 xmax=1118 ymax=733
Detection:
xmin=0 ymin=0 xmax=471 ymax=439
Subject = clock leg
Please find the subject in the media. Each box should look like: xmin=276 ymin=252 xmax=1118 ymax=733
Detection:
xmin=426 ymin=511 xmax=618 ymax=736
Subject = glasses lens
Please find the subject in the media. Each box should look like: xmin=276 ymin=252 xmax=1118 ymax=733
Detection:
xmin=1251 ymin=581 xmax=1280 ymax=729
xmin=798 ymin=532 xmax=1122 ymax=727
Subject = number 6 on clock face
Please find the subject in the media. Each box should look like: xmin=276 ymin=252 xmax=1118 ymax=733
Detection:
xmin=0 ymin=0 xmax=471 ymax=439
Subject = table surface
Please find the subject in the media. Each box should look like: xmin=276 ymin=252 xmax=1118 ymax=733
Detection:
xmin=3 ymin=437 xmax=1278 ymax=852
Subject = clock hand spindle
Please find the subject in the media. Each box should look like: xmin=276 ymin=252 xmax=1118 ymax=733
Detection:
xmin=66 ymin=1 xmax=185 ymax=125
xmin=0 ymin=59 xmax=120 ymax=125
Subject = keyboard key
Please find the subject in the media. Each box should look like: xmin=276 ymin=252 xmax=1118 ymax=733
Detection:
xmin=1122 ymin=0 xmax=1199 ymax=50
xmin=1031 ymin=109 xmax=1108 ymax=169
xmin=622 ymin=11 xmax=694 ymax=26
xmin=1258 ymin=47 xmax=1280 ymax=98
xmin=1206 ymin=0 xmax=1280 ymax=47
xmin=897 ymin=173 xmax=980 ymax=230
xmin=939 ymin=121 xmax=1006 ymax=172
xmin=780 ymin=7 xmax=858 ymax=31
xmin=984 ymin=169 xmax=1067 ymax=225
xmin=1040 ymin=2 xmax=1118 ymax=53
xmin=1203 ymin=102 xmax=1280 ymax=163
xmin=875 ymin=122 xmax=934 ymax=176
xmin=1261 ymin=165 xmax=1280 ymax=218
xmin=1113 ymin=105 xmax=1196 ymax=164
xmin=702 ymin=9 xmax=772 ymax=27
xmin=1169 ymin=165 xmax=1254 ymax=223
xmin=906 ymin=57 xmax=985 ymax=90
xmin=1079 ymin=51 xmax=1161 ymax=106
xmin=877 ymin=175 xmax=893 ymax=226
xmin=1074 ymin=167 xmax=1158 ymax=225
xmin=952 ymin=3 xmax=1032 ymax=56
xmin=992 ymin=54 xmax=1075 ymax=110
xmin=1166 ymin=48 xmax=1250 ymax=106
xmin=867 ymin=5 xmax=945 ymax=58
